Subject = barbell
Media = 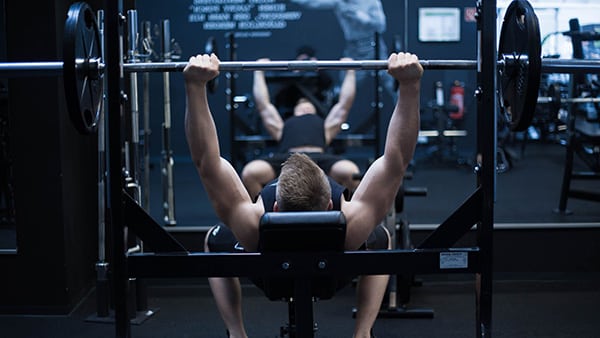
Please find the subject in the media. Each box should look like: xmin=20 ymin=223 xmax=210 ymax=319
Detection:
xmin=5 ymin=58 xmax=600 ymax=75
xmin=1 ymin=1 xmax=600 ymax=135
xmin=6 ymin=58 xmax=599 ymax=74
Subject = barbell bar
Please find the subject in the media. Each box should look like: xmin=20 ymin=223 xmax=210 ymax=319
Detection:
xmin=0 ymin=59 xmax=477 ymax=76
xmin=3 ymin=58 xmax=600 ymax=77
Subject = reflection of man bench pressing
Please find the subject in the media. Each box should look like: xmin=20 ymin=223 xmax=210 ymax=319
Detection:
xmin=241 ymin=56 xmax=361 ymax=200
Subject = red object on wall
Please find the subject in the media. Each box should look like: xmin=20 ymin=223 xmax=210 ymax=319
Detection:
xmin=449 ymin=81 xmax=465 ymax=120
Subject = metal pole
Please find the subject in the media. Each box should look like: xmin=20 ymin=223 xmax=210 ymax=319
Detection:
xmin=141 ymin=20 xmax=153 ymax=212
xmin=127 ymin=9 xmax=141 ymax=204
xmin=227 ymin=32 xmax=238 ymax=169
xmin=94 ymin=8 xmax=110 ymax=320
xmin=476 ymin=0 xmax=495 ymax=336
xmin=373 ymin=31 xmax=381 ymax=158
xmin=105 ymin=0 xmax=130 ymax=336
xmin=161 ymin=19 xmax=176 ymax=226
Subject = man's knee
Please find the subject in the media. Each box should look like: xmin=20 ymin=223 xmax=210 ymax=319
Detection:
xmin=329 ymin=159 xmax=360 ymax=191
xmin=241 ymin=160 xmax=275 ymax=181
xmin=330 ymin=159 xmax=360 ymax=177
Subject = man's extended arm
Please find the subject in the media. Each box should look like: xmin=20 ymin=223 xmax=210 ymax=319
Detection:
xmin=324 ymin=60 xmax=355 ymax=144
xmin=253 ymin=61 xmax=284 ymax=141
xmin=184 ymin=54 xmax=262 ymax=249
xmin=343 ymin=53 xmax=422 ymax=250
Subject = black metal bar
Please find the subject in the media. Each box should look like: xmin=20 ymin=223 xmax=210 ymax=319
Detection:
xmin=105 ymin=0 xmax=130 ymax=337
xmin=418 ymin=187 xmax=482 ymax=249
xmin=569 ymin=189 xmax=600 ymax=202
xmin=160 ymin=20 xmax=176 ymax=226
xmin=476 ymin=0 xmax=495 ymax=337
xmin=541 ymin=59 xmax=600 ymax=74
xmin=294 ymin=278 xmax=314 ymax=338
xmin=123 ymin=192 xmax=187 ymax=253
xmin=227 ymin=32 xmax=237 ymax=168
xmin=556 ymin=128 xmax=575 ymax=213
xmin=127 ymin=248 xmax=481 ymax=278
xmin=373 ymin=31 xmax=381 ymax=158
xmin=0 ymin=61 xmax=64 ymax=76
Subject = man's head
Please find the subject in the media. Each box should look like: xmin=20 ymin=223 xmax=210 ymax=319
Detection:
xmin=293 ymin=98 xmax=317 ymax=116
xmin=275 ymin=153 xmax=332 ymax=211
xmin=296 ymin=45 xmax=317 ymax=61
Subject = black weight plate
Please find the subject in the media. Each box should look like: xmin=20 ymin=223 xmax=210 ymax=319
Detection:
xmin=63 ymin=2 xmax=103 ymax=134
xmin=205 ymin=36 xmax=218 ymax=94
xmin=498 ymin=0 xmax=541 ymax=132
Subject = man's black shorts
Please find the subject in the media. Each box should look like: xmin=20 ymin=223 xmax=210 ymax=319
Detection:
xmin=206 ymin=221 xmax=390 ymax=293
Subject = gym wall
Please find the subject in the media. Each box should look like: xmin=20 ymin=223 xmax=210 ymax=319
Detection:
xmin=0 ymin=0 xmax=104 ymax=315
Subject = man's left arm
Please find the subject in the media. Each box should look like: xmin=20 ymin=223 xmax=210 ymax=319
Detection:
xmin=343 ymin=53 xmax=422 ymax=250
xmin=324 ymin=60 xmax=355 ymax=143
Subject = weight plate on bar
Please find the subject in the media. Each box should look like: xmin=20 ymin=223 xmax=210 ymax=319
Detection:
xmin=498 ymin=0 xmax=541 ymax=132
xmin=63 ymin=2 xmax=103 ymax=134
xmin=205 ymin=36 xmax=218 ymax=94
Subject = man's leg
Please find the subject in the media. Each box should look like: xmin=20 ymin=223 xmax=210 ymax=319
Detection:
xmin=329 ymin=159 xmax=360 ymax=194
xmin=352 ymin=225 xmax=392 ymax=338
xmin=353 ymin=274 xmax=390 ymax=338
xmin=207 ymin=277 xmax=248 ymax=338
xmin=205 ymin=225 xmax=249 ymax=338
xmin=241 ymin=159 xmax=276 ymax=200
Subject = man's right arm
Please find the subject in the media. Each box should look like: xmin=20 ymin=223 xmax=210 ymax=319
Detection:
xmin=253 ymin=63 xmax=284 ymax=141
xmin=184 ymin=54 xmax=262 ymax=250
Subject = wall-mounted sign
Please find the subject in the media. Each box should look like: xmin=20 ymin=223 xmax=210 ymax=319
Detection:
xmin=188 ymin=0 xmax=303 ymax=38
xmin=418 ymin=7 xmax=461 ymax=42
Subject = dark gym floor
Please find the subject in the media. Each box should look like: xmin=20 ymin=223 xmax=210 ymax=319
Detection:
xmin=1 ymin=276 xmax=599 ymax=338
xmin=1 ymin=139 xmax=600 ymax=338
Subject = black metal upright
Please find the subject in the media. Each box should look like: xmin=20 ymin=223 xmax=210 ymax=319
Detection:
xmin=475 ymin=0 xmax=495 ymax=337
xmin=105 ymin=0 xmax=130 ymax=337
xmin=373 ymin=31 xmax=381 ymax=158
xmin=227 ymin=32 xmax=237 ymax=167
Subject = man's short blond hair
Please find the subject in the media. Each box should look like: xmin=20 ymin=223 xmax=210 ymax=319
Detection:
xmin=275 ymin=153 xmax=332 ymax=211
